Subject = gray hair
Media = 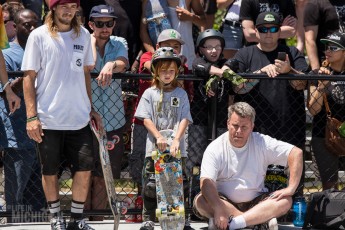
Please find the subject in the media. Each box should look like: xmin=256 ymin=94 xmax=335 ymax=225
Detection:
xmin=228 ymin=102 xmax=256 ymax=123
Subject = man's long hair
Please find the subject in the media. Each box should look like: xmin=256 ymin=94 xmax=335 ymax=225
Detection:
xmin=45 ymin=10 xmax=81 ymax=38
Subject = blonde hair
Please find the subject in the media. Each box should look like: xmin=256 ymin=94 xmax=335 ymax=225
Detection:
xmin=44 ymin=10 xmax=81 ymax=38
xmin=151 ymin=60 xmax=179 ymax=89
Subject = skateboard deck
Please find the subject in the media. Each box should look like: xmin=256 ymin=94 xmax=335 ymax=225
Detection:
xmin=144 ymin=0 xmax=172 ymax=45
xmin=90 ymin=120 xmax=121 ymax=230
xmin=152 ymin=129 xmax=185 ymax=230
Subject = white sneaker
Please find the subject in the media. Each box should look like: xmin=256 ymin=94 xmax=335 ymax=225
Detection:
xmin=268 ymin=218 xmax=278 ymax=230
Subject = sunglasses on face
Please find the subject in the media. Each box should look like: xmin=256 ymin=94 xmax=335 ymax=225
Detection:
xmin=325 ymin=45 xmax=344 ymax=52
xmin=202 ymin=45 xmax=222 ymax=51
xmin=92 ymin=20 xmax=115 ymax=28
xmin=257 ymin=26 xmax=280 ymax=34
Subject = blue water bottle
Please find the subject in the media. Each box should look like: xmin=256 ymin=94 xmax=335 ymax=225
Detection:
xmin=292 ymin=197 xmax=307 ymax=227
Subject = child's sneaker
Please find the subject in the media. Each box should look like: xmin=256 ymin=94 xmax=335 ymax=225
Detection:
xmin=50 ymin=216 xmax=66 ymax=230
xmin=66 ymin=219 xmax=94 ymax=230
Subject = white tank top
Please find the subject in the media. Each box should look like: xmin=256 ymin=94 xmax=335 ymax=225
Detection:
xmin=168 ymin=0 xmax=195 ymax=70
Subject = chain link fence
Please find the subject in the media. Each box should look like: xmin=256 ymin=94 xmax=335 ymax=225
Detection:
xmin=1 ymin=72 xmax=345 ymax=223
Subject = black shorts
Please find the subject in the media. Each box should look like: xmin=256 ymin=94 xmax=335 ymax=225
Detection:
xmin=193 ymin=192 xmax=269 ymax=220
xmin=37 ymin=125 xmax=94 ymax=175
xmin=203 ymin=0 xmax=217 ymax=14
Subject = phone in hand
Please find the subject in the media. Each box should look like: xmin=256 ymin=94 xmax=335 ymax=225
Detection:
xmin=277 ymin=52 xmax=286 ymax=61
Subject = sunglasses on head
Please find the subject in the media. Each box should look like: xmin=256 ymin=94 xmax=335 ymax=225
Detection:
xmin=257 ymin=26 xmax=280 ymax=33
xmin=325 ymin=45 xmax=344 ymax=52
xmin=92 ymin=20 xmax=115 ymax=28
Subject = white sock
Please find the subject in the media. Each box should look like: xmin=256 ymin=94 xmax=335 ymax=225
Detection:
xmin=229 ymin=215 xmax=246 ymax=229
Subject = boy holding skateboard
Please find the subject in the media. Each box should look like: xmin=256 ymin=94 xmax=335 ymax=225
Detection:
xmin=134 ymin=47 xmax=193 ymax=230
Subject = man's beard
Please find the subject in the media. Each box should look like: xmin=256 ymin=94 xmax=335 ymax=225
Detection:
xmin=58 ymin=14 xmax=73 ymax=25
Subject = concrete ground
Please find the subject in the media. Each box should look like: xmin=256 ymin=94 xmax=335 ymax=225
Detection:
xmin=1 ymin=220 xmax=302 ymax=229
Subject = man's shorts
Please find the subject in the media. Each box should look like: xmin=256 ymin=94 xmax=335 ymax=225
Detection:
xmin=37 ymin=125 xmax=94 ymax=175
xmin=193 ymin=192 xmax=269 ymax=220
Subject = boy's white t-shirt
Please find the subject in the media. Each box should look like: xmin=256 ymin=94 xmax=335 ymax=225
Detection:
xmin=21 ymin=25 xmax=94 ymax=130
xmin=200 ymin=131 xmax=294 ymax=203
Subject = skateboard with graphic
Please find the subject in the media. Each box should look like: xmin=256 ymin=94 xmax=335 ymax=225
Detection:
xmin=152 ymin=129 xmax=185 ymax=230
xmin=144 ymin=0 xmax=172 ymax=45
xmin=90 ymin=119 xmax=122 ymax=230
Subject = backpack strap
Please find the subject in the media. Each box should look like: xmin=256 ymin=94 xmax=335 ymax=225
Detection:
xmin=325 ymin=211 xmax=345 ymax=229
xmin=303 ymin=192 xmax=327 ymax=229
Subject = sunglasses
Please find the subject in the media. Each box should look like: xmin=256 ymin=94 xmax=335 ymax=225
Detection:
xmin=325 ymin=45 xmax=344 ymax=52
xmin=257 ymin=26 xmax=280 ymax=33
xmin=202 ymin=45 xmax=222 ymax=51
xmin=92 ymin=20 xmax=115 ymax=28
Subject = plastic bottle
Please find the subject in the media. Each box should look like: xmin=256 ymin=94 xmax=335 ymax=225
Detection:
xmin=134 ymin=195 xmax=143 ymax=222
xmin=124 ymin=194 xmax=136 ymax=222
xmin=292 ymin=197 xmax=307 ymax=227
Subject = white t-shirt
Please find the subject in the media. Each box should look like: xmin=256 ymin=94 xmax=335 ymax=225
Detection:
xmin=200 ymin=131 xmax=293 ymax=203
xmin=21 ymin=25 xmax=94 ymax=130
xmin=168 ymin=0 xmax=195 ymax=70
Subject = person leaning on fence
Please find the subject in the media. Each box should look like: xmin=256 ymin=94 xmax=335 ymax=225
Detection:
xmin=129 ymin=28 xmax=189 ymax=193
xmin=84 ymin=4 xmax=129 ymax=221
xmin=233 ymin=11 xmax=308 ymax=155
xmin=189 ymin=29 xmax=236 ymax=176
xmin=134 ymin=47 xmax=193 ymax=230
xmin=193 ymin=102 xmax=303 ymax=230
xmin=1 ymin=9 xmax=45 ymax=220
xmin=21 ymin=0 xmax=103 ymax=229
xmin=307 ymin=32 xmax=345 ymax=190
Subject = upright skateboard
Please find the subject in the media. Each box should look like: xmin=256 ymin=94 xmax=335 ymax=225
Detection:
xmin=152 ymin=129 xmax=185 ymax=230
xmin=90 ymin=120 xmax=121 ymax=230
xmin=144 ymin=0 xmax=172 ymax=45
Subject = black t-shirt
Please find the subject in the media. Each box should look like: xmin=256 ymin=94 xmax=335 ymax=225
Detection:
xmin=240 ymin=0 xmax=296 ymax=23
xmin=304 ymin=0 xmax=345 ymax=63
xmin=234 ymin=44 xmax=309 ymax=146
xmin=191 ymin=57 xmax=232 ymax=127
xmin=311 ymin=71 xmax=345 ymax=138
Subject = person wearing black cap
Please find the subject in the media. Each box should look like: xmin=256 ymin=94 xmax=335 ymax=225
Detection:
xmin=240 ymin=0 xmax=297 ymax=44
xmin=21 ymin=0 xmax=102 ymax=229
xmin=84 ymin=4 xmax=129 ymax=221
xmin=307 ymin=32 xmax=345 ymax=190
xmin=304 ymin=0 xmax=345 ymax=72
xmin=233 ymin=11 xmax=308 ymax=148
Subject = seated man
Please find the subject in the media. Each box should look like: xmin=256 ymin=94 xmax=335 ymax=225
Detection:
xmin=193 ymin=102 xmax=303 ymax=230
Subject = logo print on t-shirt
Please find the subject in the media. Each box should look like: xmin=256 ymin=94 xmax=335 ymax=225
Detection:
xmin=76 ymin=59 xmax=82 ymax=67
xmin=171 ymin=97 xmax=180 ymax=107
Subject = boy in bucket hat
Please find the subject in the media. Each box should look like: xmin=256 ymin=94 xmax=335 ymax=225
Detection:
xmin=22 ymin=0 xmax=101 ymax=229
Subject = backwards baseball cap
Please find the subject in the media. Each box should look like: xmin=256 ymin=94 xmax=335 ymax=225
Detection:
xmin=89 ymin=5 xmax=117 ymax=19
xmin=49 ymin=0 xmax=80 ymax=9
xmin=320 ymin=32 xmax=345 ymax=49
xmin=157 ymin=29 xmax=185 ymax=45
xmin=255 ymin=12 xmax=281 ymax=27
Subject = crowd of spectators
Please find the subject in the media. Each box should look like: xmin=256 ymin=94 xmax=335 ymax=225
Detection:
xmin=0 ymin=0 xmax=345 ymax=229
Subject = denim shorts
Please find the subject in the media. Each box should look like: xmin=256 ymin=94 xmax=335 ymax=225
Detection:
xmin=222 ymin=24 xmax=244 ymax=50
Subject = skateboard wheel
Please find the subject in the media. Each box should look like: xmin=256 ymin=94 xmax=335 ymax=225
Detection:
xmin=152 ymin=151 xmax=158 ymax=160
xmin=175 ymin=150 xmax=181 ymax=159
xmin=178 ymin=206 xmax=185 ymax=216
xmin=156 ymin=208 xmax=162 ymax=218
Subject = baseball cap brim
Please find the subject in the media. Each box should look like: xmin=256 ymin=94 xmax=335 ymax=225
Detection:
xmin=320 ymin=39 xmax=345 ymax=49
xmin=158 ymin=37 xmax=185 ymax=45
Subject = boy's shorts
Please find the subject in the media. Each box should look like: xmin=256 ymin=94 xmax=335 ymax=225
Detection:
xmin=37 ymin=125 xmax=94 ymax=175
xmin=193 ymin=192 xmax=269 ymax=220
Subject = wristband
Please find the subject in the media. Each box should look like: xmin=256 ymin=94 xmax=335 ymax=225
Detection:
xmin=2 ymin=81 xmax=10 ymax=91
xmin=27 ymin=116 xmax=38 ymax=123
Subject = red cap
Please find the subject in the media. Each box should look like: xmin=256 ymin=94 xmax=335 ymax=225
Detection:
xmin=49 ymin=0 xmax=80 ymax=9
